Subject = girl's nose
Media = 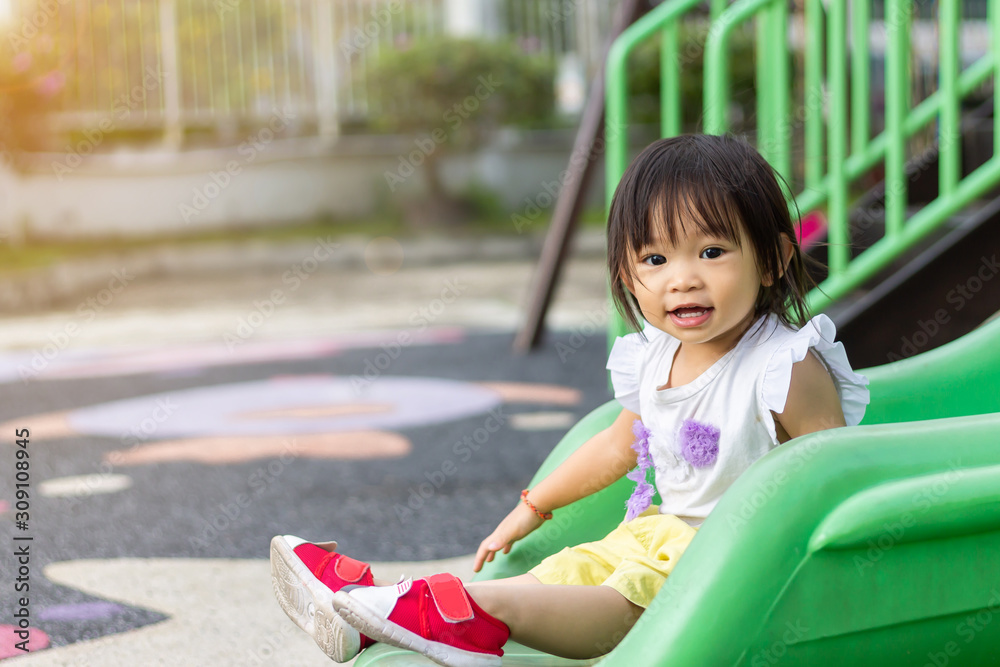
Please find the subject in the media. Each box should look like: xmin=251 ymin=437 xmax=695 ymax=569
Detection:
xmin=666 ymin=262 xmax=702 ymax=292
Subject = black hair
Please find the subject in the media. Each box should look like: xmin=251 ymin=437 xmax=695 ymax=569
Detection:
xmin=607 ymin=134 xmax=816 ymax=334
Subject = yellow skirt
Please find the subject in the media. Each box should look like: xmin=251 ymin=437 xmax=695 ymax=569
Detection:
xmin=529 ymin=507 xmax=698 ymax=608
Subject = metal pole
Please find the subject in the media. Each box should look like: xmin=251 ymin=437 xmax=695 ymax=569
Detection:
xmin=314 ymin=0 xmax=339 ymax=144
xmin=827 ymin=0 xmax=848 ymax=275
xmin=938 ymin=0 xmax=961 ymax=197
xmin=159 ymin=0 xmax=183 ymax=148
xmin=513 ymin=0 xmax=651 ymax=353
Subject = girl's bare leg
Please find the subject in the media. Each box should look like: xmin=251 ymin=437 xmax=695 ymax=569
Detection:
xmin=367 ymin=572 xmax=641 ymax=657
xmin=465 ymin=576 xmax=643 ymax=659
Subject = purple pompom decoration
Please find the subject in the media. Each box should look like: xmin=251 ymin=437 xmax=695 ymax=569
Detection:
xmin=624 ymin=419 xmax=654 ymax=521
xmin=679 ymin=419 xmax=720 ymax=468
xmin=624 ymin=485 xmax=655 ymax=522
xmin=631 ymin=419 xmax=652 ymax=466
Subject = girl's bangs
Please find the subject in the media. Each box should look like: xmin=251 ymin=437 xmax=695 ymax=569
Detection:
xmin=646 ymin=177 xmax=745 ymax=251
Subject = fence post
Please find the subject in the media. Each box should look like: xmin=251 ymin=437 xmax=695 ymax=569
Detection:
xmin=314 ymin=0 xmax=340 ymax=144
xmin=159 ymin=0 xmax=183 ymax=149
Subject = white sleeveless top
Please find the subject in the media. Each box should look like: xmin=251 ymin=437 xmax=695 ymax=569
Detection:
xmin=607 ymin=313 xmax=870 ymax=527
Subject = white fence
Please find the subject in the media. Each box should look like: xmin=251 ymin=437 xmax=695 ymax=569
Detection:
xmin=6 ymin=0 xmax=619 ymax=146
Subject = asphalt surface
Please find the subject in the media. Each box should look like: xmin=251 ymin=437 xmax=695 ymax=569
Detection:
xmin=0 ymin=239 xmax=613 ymax=664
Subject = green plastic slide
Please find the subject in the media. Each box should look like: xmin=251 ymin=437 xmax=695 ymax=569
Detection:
xmin=356 ymin=315 xmax=1000 ymax=665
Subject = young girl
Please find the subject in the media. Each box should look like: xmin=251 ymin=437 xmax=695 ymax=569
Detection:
xmin=269 ymin=134 xmax=869 ymax=667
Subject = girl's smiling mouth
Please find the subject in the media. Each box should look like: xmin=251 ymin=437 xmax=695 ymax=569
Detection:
xmin=669 ymin=306 xmax=714 ymax=327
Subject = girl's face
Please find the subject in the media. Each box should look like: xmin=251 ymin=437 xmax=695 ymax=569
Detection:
xmin=626 ymin=222 xmax=764 ymax=357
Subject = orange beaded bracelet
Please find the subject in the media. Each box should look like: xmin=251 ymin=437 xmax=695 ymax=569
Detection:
xmin=520 ymin=489 xmax=553 ymax=520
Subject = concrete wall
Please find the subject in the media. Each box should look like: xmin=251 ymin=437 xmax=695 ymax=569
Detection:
xmin=2 ymin=129 xmax=610 ymax=240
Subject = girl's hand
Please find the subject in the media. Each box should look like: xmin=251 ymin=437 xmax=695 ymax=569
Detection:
xmin=469 ymin=408 xmax=640 ymax=573
xmin=472 ymin=501 xmax=546 ymax=573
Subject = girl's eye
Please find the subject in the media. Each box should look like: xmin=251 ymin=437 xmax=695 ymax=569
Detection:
xmin=701 ymin=247 xmax=724 ymax=259
xmin=643 ymin=254 xmax=666 ymax=266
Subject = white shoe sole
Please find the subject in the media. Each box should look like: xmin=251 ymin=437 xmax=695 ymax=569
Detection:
xmin=269 ymin=535 xmax=361 ymax=662
xmin=332 ymin=590 xmax=501 ymax=667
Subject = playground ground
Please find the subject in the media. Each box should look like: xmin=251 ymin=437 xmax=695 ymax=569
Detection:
xmin=0 ymin=232 xmax=613 ymax=665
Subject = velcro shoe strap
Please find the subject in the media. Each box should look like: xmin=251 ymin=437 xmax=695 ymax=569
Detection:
xmin=333 ymin=554 xmax=371 ymax=583
xmin=425 ymin=573 xmax=474 ymax=623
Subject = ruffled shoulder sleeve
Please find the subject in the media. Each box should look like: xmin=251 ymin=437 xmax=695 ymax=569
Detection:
xmin=759 ymin=314 xmax=870 ymax=444
xmin=606 ymin=326 xmax=662 ymax=415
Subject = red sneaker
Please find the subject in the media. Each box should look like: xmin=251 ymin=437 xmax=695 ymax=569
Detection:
xmin=270 ymin=535 xmax=376 ymax=662
xmin=333 ymin=573 xmax=510 ymax=667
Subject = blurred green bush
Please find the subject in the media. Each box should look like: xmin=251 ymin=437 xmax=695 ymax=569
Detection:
xmin=365 ymin=36 xmax=556 ymax=139
xmin=364 ymin=36 xmax=556 ymax=225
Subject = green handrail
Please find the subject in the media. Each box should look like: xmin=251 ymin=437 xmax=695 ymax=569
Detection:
xmin=606 ymin=0 xmax=1000 ymax=342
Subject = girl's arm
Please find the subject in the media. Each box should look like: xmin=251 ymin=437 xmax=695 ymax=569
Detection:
xmin=773 ymin=350 xmax=846 ymax=442
xmin=473 ymin=406 xmax=640 ymax=572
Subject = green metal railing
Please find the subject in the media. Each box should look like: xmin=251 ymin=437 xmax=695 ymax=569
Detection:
xmin=605 ymin=0 xmax=1000 ymax=341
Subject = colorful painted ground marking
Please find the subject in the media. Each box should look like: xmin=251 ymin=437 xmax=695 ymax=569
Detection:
xmin=39 ymin=474 xmax=134 ymax=498
xmin=105 ymin=431 xmax=412 ymax=465
xmin=0 ymin=329 xmax=464 ymax=384
xmin=66 ymin=376 xmax=503 ymax=438
xmin=509 ymin=411 xmax=577 ymax=430
xmin=0 ymin=625 xmax=50 ymax=659
xmin=478 ymin=382 xmax=581 ymax=406
xmin=6 ymin=378 xmax=581 ymax=466
xmin=38 ymin=602 xmax=126 ymax=622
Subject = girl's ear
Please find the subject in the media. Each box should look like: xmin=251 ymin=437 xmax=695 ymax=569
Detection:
xmin=762 ymin=233 xmax=795 ymax=287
